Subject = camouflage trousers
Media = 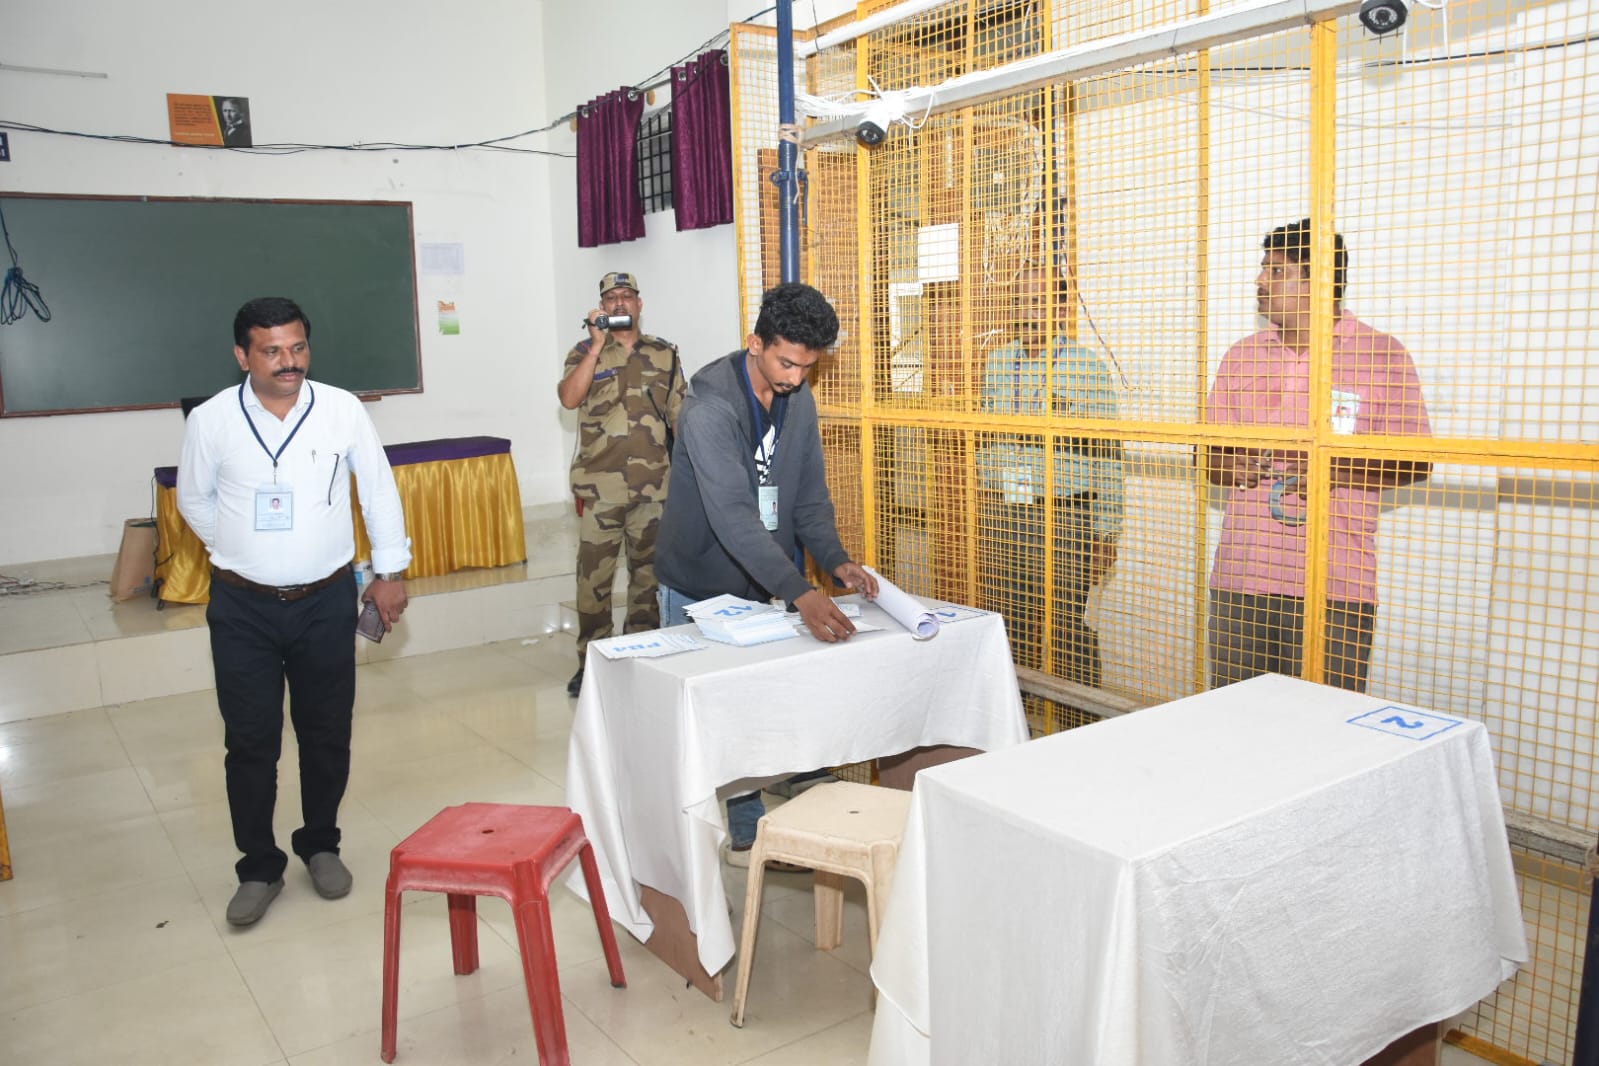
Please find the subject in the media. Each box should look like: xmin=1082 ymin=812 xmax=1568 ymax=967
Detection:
xmin=575 ymin=498 xmax=662 ymax=663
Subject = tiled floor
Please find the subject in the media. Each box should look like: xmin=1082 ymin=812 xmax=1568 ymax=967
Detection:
xmin=0 ymin=530 xmax=1498 ymax=1064
xmin=0 ymin=632 xmax=884 ymax=1065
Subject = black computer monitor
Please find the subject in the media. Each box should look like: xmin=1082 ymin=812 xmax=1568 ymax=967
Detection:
xmin=179 ymin=396 xmax=208 ymax=419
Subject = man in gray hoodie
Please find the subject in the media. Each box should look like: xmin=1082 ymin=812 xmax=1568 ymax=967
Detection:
xmin=655 ymin=281 xmax=877 ymax=857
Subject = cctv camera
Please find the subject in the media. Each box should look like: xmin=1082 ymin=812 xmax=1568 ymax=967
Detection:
xmin=856 ymin=120 xmax=886 ymax=147
xmin=854 ymin=98 xmax=899 ymax=148
xmin=1358 ymin=0 xmax=1408 ymax=35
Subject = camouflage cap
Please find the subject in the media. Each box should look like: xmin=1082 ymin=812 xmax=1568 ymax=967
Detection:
xmin=599 ymin=271 xmax=640 ymax=295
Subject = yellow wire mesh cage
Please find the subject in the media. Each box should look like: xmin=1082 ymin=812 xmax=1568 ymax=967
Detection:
xmin=732 ymin=2 xmax=1599 ymax=1060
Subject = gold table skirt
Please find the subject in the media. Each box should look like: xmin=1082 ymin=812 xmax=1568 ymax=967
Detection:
xmin=154 ymin=443 xmax=526 ymax=605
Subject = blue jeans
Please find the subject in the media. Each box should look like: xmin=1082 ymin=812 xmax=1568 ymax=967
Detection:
xmin=662 ymin=585 xmax=767 ymax=846
xmin=657 ymin=584 xmax=697 ymax=628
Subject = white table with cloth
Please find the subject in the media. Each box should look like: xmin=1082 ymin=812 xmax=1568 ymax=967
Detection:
xmin=868 ymin=674 xmax=1528 ymax=1066
xmin=565 ymin=598 xmax=1029 ymax=997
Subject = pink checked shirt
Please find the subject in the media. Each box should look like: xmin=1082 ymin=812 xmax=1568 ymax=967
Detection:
xmin=1207 ymin=313 xmax=1431 ymax=604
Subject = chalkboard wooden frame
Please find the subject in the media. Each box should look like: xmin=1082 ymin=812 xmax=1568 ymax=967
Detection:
xmin=0 ymin=193 xmax=423 ymax=417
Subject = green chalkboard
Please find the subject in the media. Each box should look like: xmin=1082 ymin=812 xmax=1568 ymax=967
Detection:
xmin=0 ymin=194 xmax=421 ymax=416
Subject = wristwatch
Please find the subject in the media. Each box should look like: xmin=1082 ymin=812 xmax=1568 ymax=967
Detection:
xmin=373 ymin=571 xmax=406 ymax=582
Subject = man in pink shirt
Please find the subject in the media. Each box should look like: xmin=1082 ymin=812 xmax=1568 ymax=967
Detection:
xmin=1205 ymin=219 xmax=1431 ymax=691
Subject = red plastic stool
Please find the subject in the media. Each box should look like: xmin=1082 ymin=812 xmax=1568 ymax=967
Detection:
xmin=380 ymin=803 xmax=626 ymax=1064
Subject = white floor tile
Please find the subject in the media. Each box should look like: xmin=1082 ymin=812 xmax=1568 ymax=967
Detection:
xmin=0 ymin=811 xmax=186 ymax=918
xmin=230 ymin=901 xmax=525 ymax=1057
xmin=0 ymin=706 xmax=128 ymax=789
xmin=0 ymin=873 xmax=226 ymax=1011
xmin=1 ymin=954 xmax=285 ymax=1066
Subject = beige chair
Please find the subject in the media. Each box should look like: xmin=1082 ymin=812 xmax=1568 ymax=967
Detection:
xmin=729 ymin=781 xmax=913 ymax=1027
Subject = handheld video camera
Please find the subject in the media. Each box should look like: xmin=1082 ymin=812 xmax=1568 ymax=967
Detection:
xmin=584 ymin=313 xmax=634 ymax=331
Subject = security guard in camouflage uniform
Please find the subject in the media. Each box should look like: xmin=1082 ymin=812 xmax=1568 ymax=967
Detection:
xmin=558 ymin=271 xmax=685 ymax=696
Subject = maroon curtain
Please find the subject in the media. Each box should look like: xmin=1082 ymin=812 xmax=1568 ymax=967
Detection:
xmin=670 ymin=50 xmax=733 ymax=231
xmin=577 ymin=88 xmax=646 ymax=247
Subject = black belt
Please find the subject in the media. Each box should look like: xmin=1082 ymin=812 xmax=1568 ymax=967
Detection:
xmin=211 ymin=564 xmax=350 ymax=601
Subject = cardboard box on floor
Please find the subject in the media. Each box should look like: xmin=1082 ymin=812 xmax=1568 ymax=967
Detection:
xmin=110 ymin=518 xmax=158 ymax=601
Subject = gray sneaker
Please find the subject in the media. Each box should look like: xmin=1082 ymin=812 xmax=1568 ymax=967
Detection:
xmin=226 ymin=880 xmax=283 ymax=927
xmin=306 ymin=852 xmax=353 ymax=899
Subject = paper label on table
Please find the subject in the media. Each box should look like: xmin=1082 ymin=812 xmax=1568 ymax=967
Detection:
xmin=591 ymin=632 xmax=705 ymax=659
xmin=928 ymin=604 xmax=986 ymax=625
xmin=1346 ymin=707 xmax=1465 ymax=741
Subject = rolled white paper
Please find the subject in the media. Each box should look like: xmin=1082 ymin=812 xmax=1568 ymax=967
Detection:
xmin=863 ymin=565 xmax=939 ymax=639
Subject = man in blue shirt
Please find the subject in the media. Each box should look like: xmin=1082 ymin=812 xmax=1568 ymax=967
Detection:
xmin=976 ymin=266 xmax=1124 ymax=686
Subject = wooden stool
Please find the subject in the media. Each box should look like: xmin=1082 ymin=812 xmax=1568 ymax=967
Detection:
xmin=380 ymin=803 xmax=625 ymax=1064
xmin=729 ymin=781 xmax=912 ymax=1027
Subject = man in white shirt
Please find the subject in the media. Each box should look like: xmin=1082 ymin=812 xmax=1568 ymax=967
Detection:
xmin=179 ymin=296 xmax=411 ymax=927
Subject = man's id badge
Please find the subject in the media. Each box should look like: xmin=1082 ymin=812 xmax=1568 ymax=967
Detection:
xmin=255 ymin=487 xmax=294 ymax=531
xmin=1331 ymin=388 xmax=1361 ymax=435
xmin=758 ymin=484 xmax=780 ymax=531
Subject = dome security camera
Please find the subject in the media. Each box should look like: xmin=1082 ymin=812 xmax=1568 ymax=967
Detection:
xmin=1358 ymin=0 xmax=1409 ymax=35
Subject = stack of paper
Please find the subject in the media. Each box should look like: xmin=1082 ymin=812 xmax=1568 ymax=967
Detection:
xmin=684 ymin=594 xmax=798 ymax=646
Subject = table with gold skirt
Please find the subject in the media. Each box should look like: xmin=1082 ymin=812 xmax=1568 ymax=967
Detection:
xmin=154 ymin=435 xmax=527 ymax=605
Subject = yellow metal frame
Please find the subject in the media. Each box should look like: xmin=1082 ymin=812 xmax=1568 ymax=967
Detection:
xmin=732 ymin=5 xmax=1599 ymax=1058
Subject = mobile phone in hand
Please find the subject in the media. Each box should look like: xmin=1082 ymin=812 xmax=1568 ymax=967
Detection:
xmin=356 ymin=599 xmax=385 ymax=643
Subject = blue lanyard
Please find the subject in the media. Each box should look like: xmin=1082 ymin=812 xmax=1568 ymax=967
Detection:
xmin=238 ymin=381 xmax=315 ymax=483
xmin=738 ymin=356 xmax=787 ymax=484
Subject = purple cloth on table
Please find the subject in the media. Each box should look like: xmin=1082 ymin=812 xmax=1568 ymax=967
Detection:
xmin=155 ymin=437 xmax=511 ymax=486
xmin=382 ymin=435 xmax=510 ymax=466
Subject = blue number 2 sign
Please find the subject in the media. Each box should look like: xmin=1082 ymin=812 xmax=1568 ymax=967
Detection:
xmin=1346 ymin=707 xmax=1465 ymax=741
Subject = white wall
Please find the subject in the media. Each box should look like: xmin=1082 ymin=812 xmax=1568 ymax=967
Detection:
xmin=537 ymin=0 xmax=857 ymax=482
xmin=0 ymin=0 xmax=556 ymax=564
xmin=1 ymin=0 xmax=862 ymax=564
xmin=541 ymin=0 xmax=746 ymax=390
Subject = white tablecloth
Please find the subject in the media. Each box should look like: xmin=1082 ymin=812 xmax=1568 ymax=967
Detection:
xmin=869 ymin=674 xmax=1528 ymax=1066
xmin=565 ymin=599 xmax=1029 ymax=978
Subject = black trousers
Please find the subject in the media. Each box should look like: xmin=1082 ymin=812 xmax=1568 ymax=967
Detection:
xmin=206 ymin=571 xmax=358 ymax=883
xmin=1208 ymin=590 xmax=1376 ymax=693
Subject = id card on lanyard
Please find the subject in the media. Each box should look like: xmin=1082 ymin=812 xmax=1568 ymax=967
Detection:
xmin=240 ymin=381 xmax=314 ymax=532
xmin=740 ymin=358 xmax=788 ymax=532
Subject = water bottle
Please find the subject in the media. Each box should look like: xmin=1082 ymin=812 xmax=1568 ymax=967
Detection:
xmin=354 ymin=559 xmax=373 ymax=596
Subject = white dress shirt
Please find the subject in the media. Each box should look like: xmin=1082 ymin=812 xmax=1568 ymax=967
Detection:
xmin=177 ymin=379 xmax=411 ymax=586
